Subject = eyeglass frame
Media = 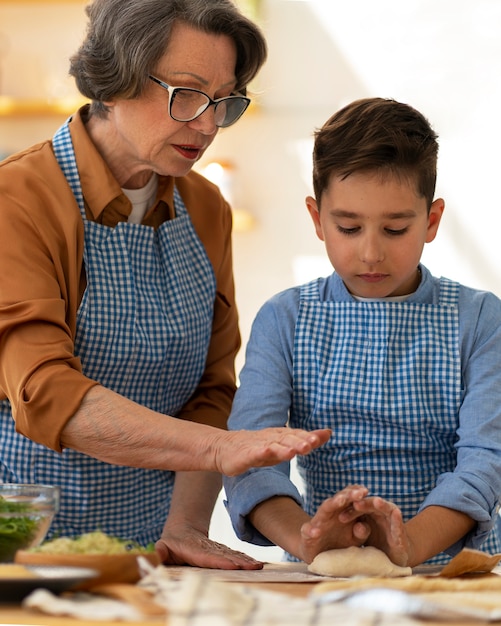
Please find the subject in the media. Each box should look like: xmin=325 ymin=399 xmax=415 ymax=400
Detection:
xmin=148 ymin=75 xmax=251 ymax=128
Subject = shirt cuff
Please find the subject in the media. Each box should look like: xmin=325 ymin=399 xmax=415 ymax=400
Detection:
xmin=224 ymin=467 xmax=303 ymax=545
xmin=420 ymin=472 xmax=501 ymax=555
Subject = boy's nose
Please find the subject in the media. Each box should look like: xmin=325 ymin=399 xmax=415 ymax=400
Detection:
xmin=360 ymin=236 xmax=384 ymax=265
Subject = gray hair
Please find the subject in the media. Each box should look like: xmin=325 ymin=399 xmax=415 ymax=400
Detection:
xmin=69 ymin=0 xmax=267 ymax=117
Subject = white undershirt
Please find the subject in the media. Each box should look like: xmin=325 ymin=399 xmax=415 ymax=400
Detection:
xmin=352 ymin=268 xmax=421 ymax=302
xmin=122 ymin=173 xmax=159 ymax=224
xmin=354 ymin=294 xmax=410 ymax=302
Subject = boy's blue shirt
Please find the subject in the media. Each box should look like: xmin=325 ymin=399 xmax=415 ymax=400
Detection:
xmin=224 ymin=264 xmax=501 ymax=559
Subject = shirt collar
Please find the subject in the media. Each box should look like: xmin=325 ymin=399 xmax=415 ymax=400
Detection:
xmin=329 ymin=264 xmax=431 ymax=302
xmin=67 ymin=105 xmax=176 ymax=222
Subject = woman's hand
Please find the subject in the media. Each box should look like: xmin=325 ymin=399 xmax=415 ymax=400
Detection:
xmin=212 ymin=428 xmax=332 ymax=476
xmin=155 ymin=524 xmax=263 ymax=570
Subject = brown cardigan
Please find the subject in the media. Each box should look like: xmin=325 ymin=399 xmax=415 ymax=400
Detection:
xmin=0 ymin=107 xmax=240 ymax=451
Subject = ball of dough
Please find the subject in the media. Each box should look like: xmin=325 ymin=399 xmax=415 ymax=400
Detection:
xmin=308 ymin=546 xmax=412 ymax=578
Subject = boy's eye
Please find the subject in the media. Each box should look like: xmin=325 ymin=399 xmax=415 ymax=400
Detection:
xmin=334 ymin=224 xmax=410 ymax=236
xmin=385 ymin=227 xmax=409 ymax=236
xmin=336 ymin=225 xmax=360 ymax=235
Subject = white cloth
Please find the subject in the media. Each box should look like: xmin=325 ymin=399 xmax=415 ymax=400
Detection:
xmin=23 ymin=561 xmax=501 ymax=625
xmin=136 ymin=561 xmax=418 ymax=625
xmin=24 ymin=588 xmax=143 ymax=621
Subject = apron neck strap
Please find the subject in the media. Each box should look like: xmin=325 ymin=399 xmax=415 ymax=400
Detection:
xmin=53 ymin=120 xmax=86 ymax=218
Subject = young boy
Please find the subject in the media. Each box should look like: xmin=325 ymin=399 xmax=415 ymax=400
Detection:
xmin=224 ymin=98 xmax=501 ymax=567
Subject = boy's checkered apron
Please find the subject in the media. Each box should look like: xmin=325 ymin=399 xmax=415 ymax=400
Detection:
xmin=292 ymin=277 xmax=500 ymax=563
xmin=0 ymin=121 xmax=216 ymax=545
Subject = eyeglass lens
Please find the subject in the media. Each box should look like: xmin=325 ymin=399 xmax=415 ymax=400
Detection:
xmin=170 ymin=88 xmax=248 ymax=128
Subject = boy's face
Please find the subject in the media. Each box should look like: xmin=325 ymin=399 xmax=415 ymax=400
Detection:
xmin=306 ymin=172 xmax=444 ymax=298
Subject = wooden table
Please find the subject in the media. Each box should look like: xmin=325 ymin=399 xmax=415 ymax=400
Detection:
xmin=0 ymin=610 xmax=161 ymax=626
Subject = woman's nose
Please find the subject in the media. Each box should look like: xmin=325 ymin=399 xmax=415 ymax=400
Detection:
xmin=187 ymin=107 xmax=218 ymax=136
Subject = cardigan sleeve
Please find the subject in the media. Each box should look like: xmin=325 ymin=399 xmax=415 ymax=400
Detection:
xmin=0 ymin=141 xmax=98 ymax=451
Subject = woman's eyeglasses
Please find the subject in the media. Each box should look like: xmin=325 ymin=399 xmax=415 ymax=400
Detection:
xmin=148 ymin=75 xmax=251 ymax=128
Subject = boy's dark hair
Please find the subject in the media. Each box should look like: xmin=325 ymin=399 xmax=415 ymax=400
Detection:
xmin=312 ymin=98 xmax=438 ymax=209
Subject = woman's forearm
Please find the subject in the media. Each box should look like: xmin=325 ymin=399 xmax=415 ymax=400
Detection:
xmin=60 ymin=385 xmax=332 ymax=476
xmin=60 ymin=385 xmax=217 ymax=470
xmin=167 ymin=471 xmax=222 ymax=532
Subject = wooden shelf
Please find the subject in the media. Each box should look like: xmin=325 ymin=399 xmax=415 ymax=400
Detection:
xmin=0 ymin=96 xmax=88 ymax=117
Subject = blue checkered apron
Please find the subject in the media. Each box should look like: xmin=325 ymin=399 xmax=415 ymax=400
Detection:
xmin=0 ymin=121 xmax=216 ymax=545
xmin=292 ymin=277 xmax=498 ymax=563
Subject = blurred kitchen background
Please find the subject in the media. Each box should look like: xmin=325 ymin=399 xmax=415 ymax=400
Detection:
xmin=1 ymin=0 xmax=500 ymax=561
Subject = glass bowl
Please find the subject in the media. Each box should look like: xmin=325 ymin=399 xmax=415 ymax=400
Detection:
xmin=0 ymin=483 xmax=60 ymax=562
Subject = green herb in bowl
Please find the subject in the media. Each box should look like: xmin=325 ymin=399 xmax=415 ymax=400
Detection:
xmin=0 ymin=499 xmax=48 ymax=562
xmin=0 ymin=484 xmax=59 ymax=562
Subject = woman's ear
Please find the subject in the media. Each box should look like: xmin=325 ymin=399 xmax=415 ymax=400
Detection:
xmin=426 ymin=197 xmax=445 ymax=243
xmin=306 ymin=196 xmax=325 ymax=241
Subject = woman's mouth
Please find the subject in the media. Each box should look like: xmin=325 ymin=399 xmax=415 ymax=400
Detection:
xmin=173 ymin=144 xmax=203 ymax=160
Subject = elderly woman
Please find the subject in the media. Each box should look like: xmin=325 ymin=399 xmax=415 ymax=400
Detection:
xmin=0 ymin=0 xmax=330 ymax=569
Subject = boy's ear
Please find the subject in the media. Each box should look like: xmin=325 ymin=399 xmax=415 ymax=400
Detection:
xmin=305 ymin=196 xmax=325 ymax=241
xmin=426 ymin=198 xmax=445 ymax=243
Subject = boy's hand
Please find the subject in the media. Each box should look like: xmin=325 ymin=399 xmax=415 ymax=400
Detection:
xmin=299 ymin=490 xmax=412 ymax=566
xmin=350 ymin=496 xmax=411 ymax=566
xmin=298 ymin=485 xmax=372 ymax=563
